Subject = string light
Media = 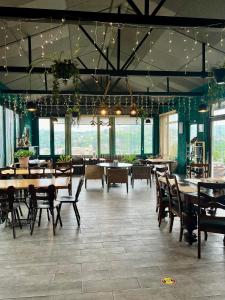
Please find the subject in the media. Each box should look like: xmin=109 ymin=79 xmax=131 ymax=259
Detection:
xmin=168 ymin=30 xmax=173 ymax=53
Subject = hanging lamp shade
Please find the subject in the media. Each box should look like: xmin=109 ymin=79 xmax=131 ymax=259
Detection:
xmin=114 ymin=104 xmax=123 ymax=115
xmin=145 ymin=118 xmax=151 ymax=124
xmin=27 ymin=102 xmax=37 ymax=112
xmin=99 ymin=102 xmax=109 ymax=116
xmin=198 ymin=103 xmax=208 ymax=113
xmin=129 ymin=103 xmax=138 ymax=116
xmin=51 ymin=117 xmax=58 ymax=123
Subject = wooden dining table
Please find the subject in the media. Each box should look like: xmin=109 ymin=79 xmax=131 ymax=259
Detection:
xmin=0 ymin=177 xmax=70 ymax=190
xmin=1 ymin=168 xmax=55 ymax=176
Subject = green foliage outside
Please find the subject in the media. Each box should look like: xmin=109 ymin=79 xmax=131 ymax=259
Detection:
xmin=57 ymin=155 xmax=72 ymax=162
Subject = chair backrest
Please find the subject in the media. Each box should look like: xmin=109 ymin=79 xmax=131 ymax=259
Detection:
xmin=72 ymin=156 xmax=84 ymax=165
xmin=85 ymin=165 xmax=104 ymax=179
xmin=155 ymin=172 xmax=164 ymax=201
xmin=6 ymin=186 xmax=16 ymax=211
xmin=29 ymin=184 xmax=56 ymax=209
xmin=85 ymin=158 xmax=99 ymax=165
xmin=54 ymin=161 xmax=73 ymax=177
xmin=165 ymin=174 xmax=183 ymax=215
xmin=75 ymin=176 xmax=84 ymax=202
xmin=131 ymin=165 xmax=151 ymax=179
xmin=198 ymin=182 xmax=225 ymax=210
xmin=155 ymin=166 xmax=169 ymax=176
xmin=190 ymin=163 xmax=209 ymax=178
xmin=28 ymin=166 xmax=46 ymax=179
xmin=107 ymin=168 xmax=128 ymax=184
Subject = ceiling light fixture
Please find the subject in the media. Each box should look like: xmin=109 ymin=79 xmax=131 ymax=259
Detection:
xmin=198 ymin=103 xmax=208 ymax=113
xmin=129 ymin=103 xmax=138 ymax=117
xmin=114 ymin=104 xmax=123 ymax=115
xmin=27 ymin=102 xmax=37 ymax=112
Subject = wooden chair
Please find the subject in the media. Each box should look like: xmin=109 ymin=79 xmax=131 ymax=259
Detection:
xmin=197 ymin=182 xmax=225 ymax=258
xmin=131 ymin=165 xmax=152 ymax=188
xmin=155 ymin=172 xmax=170 ymax=227
xmin=28 ymin=184 xmax=61 ymax=236
xmin=165 ymin=174 xmax=184 ymax=241
xmin=54 ymin=161 xmax=73 ymax=195
xmin=189 ymin=163 xmax=209 ymax=178
xmin=72 ymin=156 xmax=84 ymax=175
xmin=107 ymin=168 xmax=129 ymax=193
xmin=5 ymin=186 xmax=22 ymax=239
xmin=56 ymin=176 xmax=84 ymax=227
xmin=84 ymin=165 xmax=104 ymax=189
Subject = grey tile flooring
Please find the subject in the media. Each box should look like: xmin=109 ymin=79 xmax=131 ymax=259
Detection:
xmin=0 ymin=177 xmax=225 ymax=299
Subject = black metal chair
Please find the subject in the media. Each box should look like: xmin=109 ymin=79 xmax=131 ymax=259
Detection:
xmin=54 ymin=161 xmax=73 ymax=195
xmin=197 ymin=182 xmax=225 ymax=258
xmin=28 ymin=184 xmax=61 ymax=235
xmin=155 ymin=172 xmax=170 ymax=227
xmin=56 ymin=176 xmax=84 ymax=227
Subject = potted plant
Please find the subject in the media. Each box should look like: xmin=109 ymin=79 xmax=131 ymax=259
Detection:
xmin=138 ymin=107 xmax=149 ymax=119
xmin=66 ymin=105 xmax=80 ymax=119
xmin=14 ymin=149 xmax=34 ymax=168
xmin=57 ymin=155 xmax=72 ymax=163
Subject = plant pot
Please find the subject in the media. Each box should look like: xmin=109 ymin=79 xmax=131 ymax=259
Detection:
xmin=19 ymin=157 xmax=30 ymax=168
xmin=213 ymin=68 xmax=225 ymax=84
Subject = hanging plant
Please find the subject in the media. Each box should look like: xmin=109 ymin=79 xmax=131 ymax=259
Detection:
xmin=66 ymin=102 xmax=80 ymax=120
xmin=206 ymin=80 xmax=225 ymax=103
xmin=137 ymin=107 xmax=149 ymax=119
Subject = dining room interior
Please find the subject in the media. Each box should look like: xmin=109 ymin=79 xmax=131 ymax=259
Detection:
xmin=1 ymin=0 xmax=225 ymax=299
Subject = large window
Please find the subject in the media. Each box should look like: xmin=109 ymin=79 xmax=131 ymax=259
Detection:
xmin=71 ymin=116 xmax=97 ymax=156
xmin=144 ymin=120 xmax=153 ymax=154
xmin=115 ymin=117 xmax=141 ymax=155
xmin=39 ymin=118 xmax=51 ymax=155
xmin=5 ymin=108 xmax=14 ymax=165
xmin=53 ymin=118 xmax=65 ymax=155
xmin=100 ymin=117 xmax=110 ymax=155
xmin=0 ymin=106 xmax=4 ymax=166
xmin=160 ymin=111 xmax=178 ymax=159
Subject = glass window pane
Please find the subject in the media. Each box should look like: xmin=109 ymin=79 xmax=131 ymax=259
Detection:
xmin=144 ymin=120 xmax=153 ymax=153
xmin=190 ymin=124 xmax=197 ymax=143
xmin=15 ymin=114 xmax=20 ymax=141
xmin=0 ymin=106 xmax=4 ymax=166
xmin=115 ymin=117 xmax=141 ymax=155
xmin=212 ymin=120 xmax=225 ymax=176
xmin=71 ymin=120 xmax=97 ymax=156
xmin=5 ymin=108 xmax=14 ymax=165
xmin=54 ymin=118 xmax=65 ymax=155
xmin=168 ymin=122 xmax=178 ymax=159
xmin=39 ymin=118 xmax=51 ymax=155
xmin=169 ymin=114 xmax=178 ymax=122
xmin=99 ymin=117 xmax=109 ymax=155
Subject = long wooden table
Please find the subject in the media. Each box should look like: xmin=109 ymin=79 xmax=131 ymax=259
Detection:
xmin=1 ymin=168 xmax=54 ymax=176
xmin=0 ymin=177 xmax=70 ymax=190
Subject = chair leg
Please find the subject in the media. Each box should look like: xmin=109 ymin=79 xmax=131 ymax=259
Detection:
xmin=131 ymin=179 xmax=134 ymax=188
xmin=38 ymin=208 xmax=42 ymax=227
xmin=85 ymin=179 xmax=87 ymax=189
xmin=107 ymin=183 xmax=109 ymax=192
xmin=102 ymin=178 xmax=104 ymax=188
xmin=204 ymin=231 xmax=208 ymax=241
xmin=11 ymin=211 xmax=16 ymax=239
xmin=73 ymin=203 xmax=80 ymax=226
xmin=18 ymin=206 xmax=23 ymax=217
xmin=126 ymin=182 xmax=128 ymax=193
xmin=30 ymin=209 xmax=38 ymax=235
xmin=55 ymin=205 xmax=63 ymax=227
xmin=179 ymin=225 xmax=183 ymax=242
xmin=47 ymin=209 xmax=50 ymax=222
xmin=51 ymin=209 xmax=56 ymax=236
xmin=169 ymin=214 xmax=174 ymax=233
xmin=15 ymin=209 xmax=22 ymax=229
xmin=198 ymin=229 xmax=201 ymax=259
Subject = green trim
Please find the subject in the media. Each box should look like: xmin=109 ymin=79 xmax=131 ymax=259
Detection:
xmin=65 ymin=115 xmax=71 ymax=155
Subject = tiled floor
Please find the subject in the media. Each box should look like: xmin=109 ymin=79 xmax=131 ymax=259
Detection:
xmin=0 ymin=177 xmax=225 ymax=300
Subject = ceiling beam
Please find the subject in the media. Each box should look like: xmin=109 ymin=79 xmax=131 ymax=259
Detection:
xmin=127 ymin=0 xmax=143 ymax=15
xmin=0 ymin=66 xmax=210 ymax=77
xmin=0 ymin=89 xmax=203 ymax=96
xmin=0 ymin=7 xmax=225 ymax=28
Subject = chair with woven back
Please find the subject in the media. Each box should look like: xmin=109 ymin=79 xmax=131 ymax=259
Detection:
xmin=28 ymin=184 xmax=62 ymax=235
xmin=155 ymin=172 xmax=170 ymax=227
xmin=107 ymin=168 xmax=129 ymax=193
xmin=165 ymin=174 xmax=184 ymax=241
xmin=54 ymin=161 xmax=73 ymax=195
xmin=197 ymin=182 xmax=225 ymax=258
xmin=84 ymin=165 xmax=104 ymax=189
xmin=131 ymin=165 xmax=152 ymax=188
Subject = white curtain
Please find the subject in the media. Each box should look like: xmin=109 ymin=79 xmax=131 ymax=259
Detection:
xmin=5 ymin=108 xmax=14 ymax=166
